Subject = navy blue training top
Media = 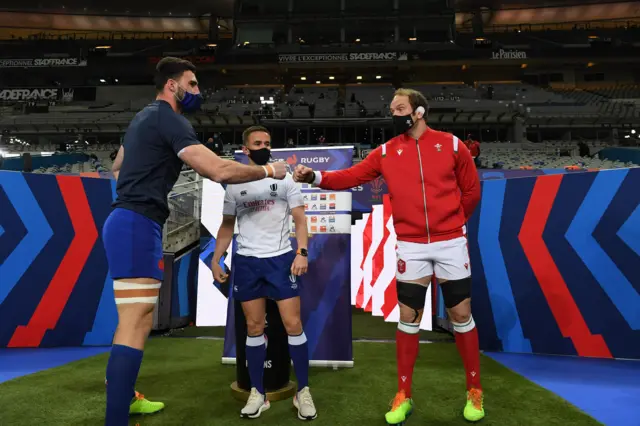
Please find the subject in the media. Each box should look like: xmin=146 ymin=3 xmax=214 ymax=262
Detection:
xmin=112 ymin=100 xmax=201 ymax=225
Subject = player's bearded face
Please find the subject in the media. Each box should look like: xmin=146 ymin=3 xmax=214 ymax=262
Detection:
xmin=171 ymin=80 xmax=202 ymax=113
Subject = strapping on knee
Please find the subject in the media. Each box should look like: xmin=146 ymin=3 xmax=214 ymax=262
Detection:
xmin=396 ymin=280 xmax=427 ymax=330
xmin=452 ymin=315 xmax=476 ymax=333
xmin=113 ymin=280 xmax=160 ymax=305
xmin=440 ymin=277 xmax=472 ymax=309
xmin=398 ymin=321 xmax=420 ymax=334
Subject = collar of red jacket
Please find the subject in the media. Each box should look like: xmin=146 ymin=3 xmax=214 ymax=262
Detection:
xmin=394 ymin=126 xmax=438 ymax=145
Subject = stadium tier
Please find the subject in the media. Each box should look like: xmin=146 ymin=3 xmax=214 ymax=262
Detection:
xmin=1 ymin=2 xmax=640 ymax=425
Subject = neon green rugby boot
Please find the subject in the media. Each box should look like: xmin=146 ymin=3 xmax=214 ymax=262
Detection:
xmin=463 ymin=388 xmax=485 ymax=422
xmin=385 ymin=390 xmax=414 ymax=425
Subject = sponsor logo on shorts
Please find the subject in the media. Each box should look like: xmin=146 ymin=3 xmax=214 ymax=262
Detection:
xmin=329 ymin=203 xmax=336 ymax=210
xmin=304 ymin=203 xmax=308 ymax=210
xmin=464 ymin=263 xmax=469 ymax=270
xmin=311 ymin=194 xmax=317 ymax=201
xmin=320 ymin=194 xmax=326 ymax=200
xmin=397 ymin=259 xmax=406 ymax=274
xmin=320 ymin=217 xmax=327 ymax=223
xmin=320 ymin=203 xmax=327 ymax=210
xmin=329 ymin=216 xmax=336 ymax=223
xmin=240 ymin=190 xmax=247 ymax=196
xmin=158 ymin=259 xmax=165 ymax=271
xmin=311 ymin=216 xmax=318 ymax=223
xmin=329 ymin=225 xmax=336 ymax=232
xmin=311 ymin=226 xmax=317 ymax=232
xmin=320 ymin=226 xmax=327 ymax=232
xmin=303 ymin=195 xmax=308 ymax=201
xmin=329 ymin=194 xmax=336 ymax=200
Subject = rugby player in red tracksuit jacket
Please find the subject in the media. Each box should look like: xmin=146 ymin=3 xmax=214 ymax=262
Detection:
xmin=294 ymin=88 xmax=483 ymax=425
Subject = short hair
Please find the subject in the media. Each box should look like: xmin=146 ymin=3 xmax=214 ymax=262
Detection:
xmin=154 ymin=57 xmax=196 ymax=92
xmin=394 ymin=88 xmax=429 ymax=115
xmin=242 ymin=126 xmax=270 ymax=146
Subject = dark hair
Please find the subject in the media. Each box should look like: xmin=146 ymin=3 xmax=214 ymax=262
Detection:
xmin=394 ymin=88 xmax=429 ymax=116
xmin=154 ymin=57 xmax=196 ymax=92
xmin=242 ymin=125 xmax=270 ymax=146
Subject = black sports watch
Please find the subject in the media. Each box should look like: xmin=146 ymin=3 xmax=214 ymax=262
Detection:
xmin=296 ymin=248 xmax=308 ymax=257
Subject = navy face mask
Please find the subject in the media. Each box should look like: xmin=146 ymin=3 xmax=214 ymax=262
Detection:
xmin=175 ymin=85 xmax=203 ymax=113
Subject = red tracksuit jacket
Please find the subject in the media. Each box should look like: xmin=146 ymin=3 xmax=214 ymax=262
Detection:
xmin=315 ymin=127 xmax=481 ymax=244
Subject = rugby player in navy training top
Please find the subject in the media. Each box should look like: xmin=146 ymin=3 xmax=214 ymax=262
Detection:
xmin=102 ymin=57 xmax=287 ymax=425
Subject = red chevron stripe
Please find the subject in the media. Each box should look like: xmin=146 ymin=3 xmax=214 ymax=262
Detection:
xmin=370 ymin=196 xmax=392 ymax=295
xmin=360 ymin=213 xmax=373 ymax=271
xmin=380 ymin=196 xmax=397 ymax=318
xmin=364 ymin=296 xmax=372 ymax=313
xmin=357 ymin=213 xmax=373 ymax=310
xmin=518 ymin=175 xmax=612 ymax=358
xmin=355 ymin=278 xmax=364 ymax=309
xmin=9 ymin=176 xmax=98 ymax=347
xmin=381 ymin=277 xmax=397 ymax=318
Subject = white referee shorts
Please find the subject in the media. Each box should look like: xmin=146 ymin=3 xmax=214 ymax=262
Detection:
xmin=396 ymin=236 xmax=471 ymax=282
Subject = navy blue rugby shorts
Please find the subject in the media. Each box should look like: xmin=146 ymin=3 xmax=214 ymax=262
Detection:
xmin=103 ymin=208 xmax=164 ymax=281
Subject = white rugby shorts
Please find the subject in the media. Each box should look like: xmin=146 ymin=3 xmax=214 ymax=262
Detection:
xmin=396 ymin=236 xmax=471 ymax=281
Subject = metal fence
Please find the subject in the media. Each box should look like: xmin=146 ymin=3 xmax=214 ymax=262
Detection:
xmin=163 ymin=169 xmax=202 ymax=253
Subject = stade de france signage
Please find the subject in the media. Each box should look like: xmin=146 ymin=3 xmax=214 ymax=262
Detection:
xmin=0 ymin=57 xmax=87 ymax=68
xmin=0 ymin=88 xmax=74 ymax=102
xmin=491 ymin=49 xmax=527 ymax=60
xmin=278 ymin=52 xmax=407 ymax=64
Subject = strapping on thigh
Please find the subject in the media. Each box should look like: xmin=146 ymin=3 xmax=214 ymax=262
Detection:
xmin=113 ymin=280 xmax=160 ymax=305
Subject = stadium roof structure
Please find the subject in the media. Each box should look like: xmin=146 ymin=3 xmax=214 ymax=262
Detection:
xmin=0 ymin=0 xmax=621 ymax=16
xmin=0 ymin=0 xmax=234 ymax=17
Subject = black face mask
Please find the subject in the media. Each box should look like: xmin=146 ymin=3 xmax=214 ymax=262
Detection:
xmin=247 ymin=147 xmax=271 ymax=166
xmin=392 ymin=113 xmax=416 ymax=136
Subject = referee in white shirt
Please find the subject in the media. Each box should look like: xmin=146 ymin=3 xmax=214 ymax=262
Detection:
xmin=211 ymin=126 xmax=317 ymax=421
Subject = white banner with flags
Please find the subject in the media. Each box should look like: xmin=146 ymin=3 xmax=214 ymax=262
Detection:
xmin=351 ymin=197 xmax=433 ymax=331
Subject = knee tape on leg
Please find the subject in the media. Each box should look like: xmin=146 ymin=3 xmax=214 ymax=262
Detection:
xmin=440 ymin=277 xmax=471 ymax=309
xmin=397 ymin=281 xmax=428 ymax=321
xmin=452 ymin=315 xmax=476 ymax=333
xmin=113 ymin=280 xmax=160 ymax=305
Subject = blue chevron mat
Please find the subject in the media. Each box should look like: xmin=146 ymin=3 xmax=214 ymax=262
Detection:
xmin=487 ymin=352 xmax=640 ymax=426
xmin=0 ymin=347 xmax=109 ymax=384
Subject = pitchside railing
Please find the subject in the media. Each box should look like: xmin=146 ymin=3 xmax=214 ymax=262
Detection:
xmin=163 ymin=169 xmax=202 ymax=253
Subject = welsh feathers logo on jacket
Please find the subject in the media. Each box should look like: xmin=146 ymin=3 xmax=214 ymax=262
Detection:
xmin=370 ymin=176 xmax=387 ymax=201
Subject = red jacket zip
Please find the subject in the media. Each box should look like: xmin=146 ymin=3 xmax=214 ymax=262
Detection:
xmin=415 ymin=137 xmax=431 ymax=243
xmin=315 ymin=127 xmax=481 ymax=244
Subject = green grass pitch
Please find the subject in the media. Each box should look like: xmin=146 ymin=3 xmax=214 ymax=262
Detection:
xmin=0 ymin=334 xmax=600 ymax=425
